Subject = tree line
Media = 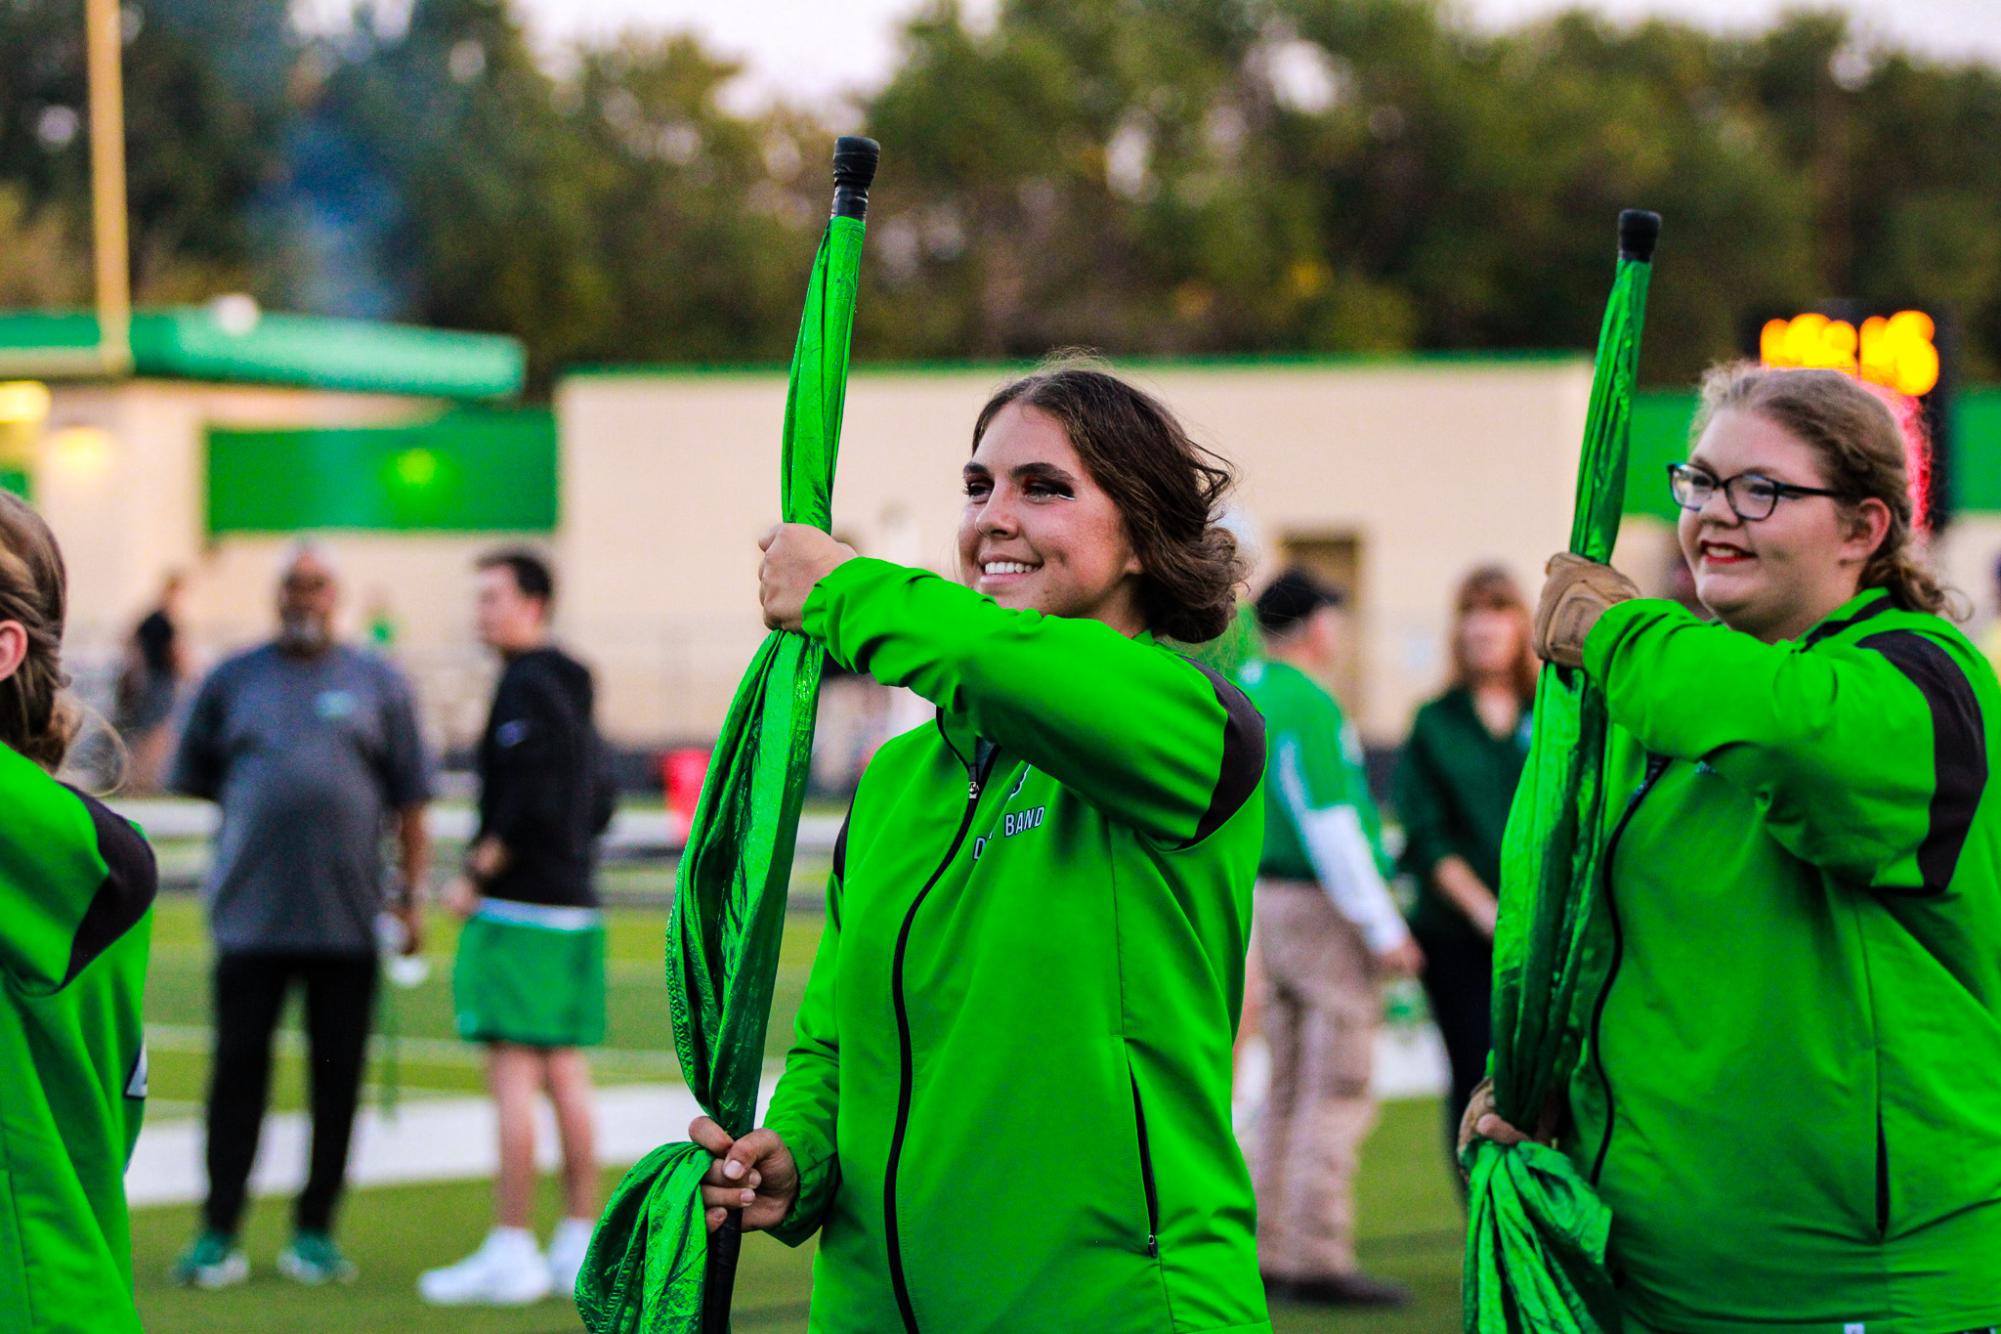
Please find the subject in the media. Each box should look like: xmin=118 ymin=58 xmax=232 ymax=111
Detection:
xmin=2 ymin=0 xmax=1998 ymax=390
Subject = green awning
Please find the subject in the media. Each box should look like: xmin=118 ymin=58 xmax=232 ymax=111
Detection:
xmin=0 ymin=308 xmax=523 ymax=400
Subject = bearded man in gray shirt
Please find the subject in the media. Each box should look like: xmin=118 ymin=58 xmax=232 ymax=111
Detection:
xmin=167 ymin=543 xmax=431 ymax=1290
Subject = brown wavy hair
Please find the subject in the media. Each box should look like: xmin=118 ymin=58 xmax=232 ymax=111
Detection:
xmin=1692 ymin=363 xmax=1962 ymax=618
xmin=1447 ymin=564 xmax=1538 ymax=703
xmin=0 ymin=492 xmax=79 ymax=770
xmin=972 ymin=356 xmax=1243 ymax=643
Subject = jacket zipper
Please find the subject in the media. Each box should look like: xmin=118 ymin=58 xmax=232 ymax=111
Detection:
xmin=883 ymin=749 xmax=991 ymax=1334
xmin=1587 ymin=753 xmax=1670 ymax=1186
xmin=1876 ymin=1118 xmax=1891 ymax=1238
xmin=1130 ymin=1073 xmax=1161 ymax=1258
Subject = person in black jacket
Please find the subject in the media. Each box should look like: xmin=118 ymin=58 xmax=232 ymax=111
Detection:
xmin=419 ymin=550 xmax=614 ymax=1308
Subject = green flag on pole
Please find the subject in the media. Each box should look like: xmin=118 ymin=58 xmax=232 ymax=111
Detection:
xmin=576 ymin=136 xmax=879 ymax=1334
xmin=1462 ymin=209 xmax=1660 ymax=1334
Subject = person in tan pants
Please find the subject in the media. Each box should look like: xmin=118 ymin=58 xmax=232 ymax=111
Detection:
xmin=1233 ymin=569 xmax=1423 ymax=1307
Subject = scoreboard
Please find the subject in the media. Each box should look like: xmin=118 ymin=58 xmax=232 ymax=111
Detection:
xmin=1752 ymin=305 xmax=1953 ymax=527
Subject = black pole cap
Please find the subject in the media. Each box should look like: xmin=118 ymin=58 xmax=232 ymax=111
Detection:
xmin=833 ymin=136 xmax=880 ymax=193
xmin=1619 ymin=209 xmax=1662 ymax=263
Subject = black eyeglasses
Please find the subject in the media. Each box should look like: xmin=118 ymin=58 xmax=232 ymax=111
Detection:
xmin=1666 ymin=463 xmax=1845 ymax=522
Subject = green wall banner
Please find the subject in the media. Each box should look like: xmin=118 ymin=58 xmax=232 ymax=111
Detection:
xmin=1954 ymin=391 xmax=2001 ymax=512
xmin=206 ymin=408 xmax=556 ymax=534
xmin=1622 ymin=391 xmax=1700 ymax=522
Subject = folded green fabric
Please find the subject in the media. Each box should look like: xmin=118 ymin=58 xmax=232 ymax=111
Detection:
xmin=578 ymin=176 xmax=870 ymax=1334
xmin=1464 ymin=213 xmax=1658 ymax=1334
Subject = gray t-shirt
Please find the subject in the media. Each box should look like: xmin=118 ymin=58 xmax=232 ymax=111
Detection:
xmin=170 ymin=643 xmax=432 ymax=954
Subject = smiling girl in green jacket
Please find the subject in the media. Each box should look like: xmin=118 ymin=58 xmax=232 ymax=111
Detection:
xmin=1483 ymin=364 xmax=2001 ymax=1333
xmin=691 ymin=364 xmax=1270 ymax=1333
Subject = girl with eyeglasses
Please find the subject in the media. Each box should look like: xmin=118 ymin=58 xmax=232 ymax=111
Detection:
xmin=1470 ymin=363 xmax=2001 ymax=1333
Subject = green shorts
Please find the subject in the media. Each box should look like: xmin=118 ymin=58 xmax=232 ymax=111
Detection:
xmin=453 ymin=900 xmax=607 ymax=1048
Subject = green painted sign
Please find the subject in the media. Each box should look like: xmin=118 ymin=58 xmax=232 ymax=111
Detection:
xmin=1955 ymin=392 xmax=2001 ymax=512
xmin=207 ymin=408 xmax=556 ymax=534
xmin=1622 ymin=391 xmax=1700 ymax=522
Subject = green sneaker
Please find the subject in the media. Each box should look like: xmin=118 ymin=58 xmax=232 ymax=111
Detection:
xmin=278 ymin=1231 xmax=358 ymax=1286
xmin=171 ymin=1232 xmax=248 ymax=1289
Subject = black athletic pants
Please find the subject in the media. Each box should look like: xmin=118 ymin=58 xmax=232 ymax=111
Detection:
xmin=1414 ymin=922 xmax=1493 ymax=1187
xmin=203 ymin=951 xmax=378 ymax=1237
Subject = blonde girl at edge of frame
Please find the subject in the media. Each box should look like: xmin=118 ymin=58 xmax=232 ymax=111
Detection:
xmin=1471 ymin=362 xmax=2001 ymax=1334
xmin=0 ymin=492 xmax=159 ymax=1334
xmin=696 ymin=356 xmax=1275 ymax=1333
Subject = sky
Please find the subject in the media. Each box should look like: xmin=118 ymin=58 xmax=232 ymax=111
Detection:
xmin=486 ymin=0 xmax=2001 ymax=110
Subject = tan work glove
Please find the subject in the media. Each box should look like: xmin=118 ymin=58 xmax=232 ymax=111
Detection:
xmin=1532 ymin=553 xmax=1638 ymax=669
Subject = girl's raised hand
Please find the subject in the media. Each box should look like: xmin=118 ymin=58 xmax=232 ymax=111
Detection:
xmin=759 ymin=525 xmax=857 ymax=632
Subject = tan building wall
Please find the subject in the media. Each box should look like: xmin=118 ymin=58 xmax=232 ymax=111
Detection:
xmin=1932 ymin=518 xmax=2001 ymax=647
xmin=32 ymin=381 xmax=534 ymax=753
xmin=39 ymin=380 xmax=416 ymax=642
xmin=556 ymin=358 xmax=1607 ymax=745
xmin=31 ymin=360 xmax=1750 ymax=758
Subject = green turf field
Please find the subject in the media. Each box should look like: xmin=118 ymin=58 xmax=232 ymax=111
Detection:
xmin=139 ymin=865 xmax=827 ymax=1120
xmin=133 ymin=1096 xmax=1464 ymax=1333
xmin=132 ymin=833 xmax=1468 ymax=1331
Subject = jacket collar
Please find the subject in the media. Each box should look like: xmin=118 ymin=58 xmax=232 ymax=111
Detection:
xmin=1799 ymin=587 xmax=1895 ymax=649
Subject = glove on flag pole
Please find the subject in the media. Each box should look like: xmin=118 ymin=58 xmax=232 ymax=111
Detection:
xmin=577 ymin=135 xmax=880 ymax=1334
xmin=1462 ymin=209 xmax=1659 ymax=1334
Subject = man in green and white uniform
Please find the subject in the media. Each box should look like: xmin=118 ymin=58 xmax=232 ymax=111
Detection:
xmin=1235 ymin=568 xmax=1421 ymax=1308
xmin=1 ymin=742 xmax=157 ymax=1333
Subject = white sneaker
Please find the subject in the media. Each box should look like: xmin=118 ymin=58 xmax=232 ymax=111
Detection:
xmin=417 ymin=1229 xmax=553 ymax=1306
xmin=546 ymin=1217 xmax=596 ymax=1299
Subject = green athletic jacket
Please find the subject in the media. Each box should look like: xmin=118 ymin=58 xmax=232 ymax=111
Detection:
xmin=0 ymin=742 xmax=157 ymax=1334
xmin=764 ymin=558 xmax=1271 ymax=1334
xmin=1233 ymin=657 xmax=1408 ymax=954
xmin=1234 ymin=657 xmax=1392 ymax=881
xmin=1568 ymin=589 xmax=2001 ymax=1333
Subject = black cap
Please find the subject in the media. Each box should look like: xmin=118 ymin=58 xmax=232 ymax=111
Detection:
xmin=1618 ymin=209 xmax=1661 ymax=263
xmin=1255 ymin=566 xmax=1345 ymax=634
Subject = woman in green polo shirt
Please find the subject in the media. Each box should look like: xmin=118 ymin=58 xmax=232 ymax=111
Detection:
xmin=1393 ymin=566 xmax=1535 ymax=1172
xmin=0 ymin=493 xmax=157 ymax=1334
xmin=1476 ymin=363 xmax=2001 ymax=1333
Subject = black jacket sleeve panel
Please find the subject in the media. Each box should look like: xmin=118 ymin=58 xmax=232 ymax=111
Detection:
xmin=1182 ymin=661 xmax=1267 ymax=848
xmin=1858 ymin=629 xmax=1989 ymax=895
xmin=59 ymin=789 xmax=160 ymax=990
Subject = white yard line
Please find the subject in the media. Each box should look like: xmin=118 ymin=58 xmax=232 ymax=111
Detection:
xmin=142 ymin=945 xmax=694 ymax=986
xmin=125 ymin=1032 xmax=1448 ymax=1207
xmin=126 ymin=1072 xmax=786 ymax=1209
xmin=142 ymin=1023 xmax=686 ymax=1073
